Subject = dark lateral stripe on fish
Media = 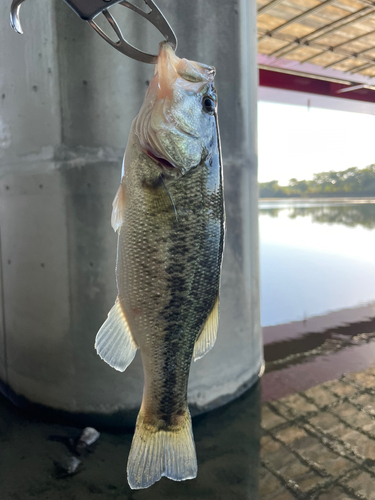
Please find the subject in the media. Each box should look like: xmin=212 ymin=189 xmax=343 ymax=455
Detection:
xmin=158 ymin=204 xmax=223 ymax=423
xmin=158 ymin=211 xmax=202 ymax=422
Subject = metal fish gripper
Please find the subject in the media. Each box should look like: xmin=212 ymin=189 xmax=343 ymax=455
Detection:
xmin=10 ymin=0 xmax=177 ymax=64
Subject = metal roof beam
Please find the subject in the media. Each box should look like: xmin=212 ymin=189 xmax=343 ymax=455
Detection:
xmin=324 ymin=55 xmax=356 ymax=69
xmin=258 ymin=0 xmax=338 ymax=43
xmin=259 ymin=64 xmax=375 ymax=90
xmin=347 ymin=61 xmax=375 ymax=73
xmin=300 ymin=25 xmax=375 ymax=64
xmin=356 ymin=0 xmax=375 ymax=6
xmin=266 ymin=6 xmax=375 ymax=59
xmin=257 ymin=0 xmax=285 ymax=16
xmin=258 ymin=28 xmax=375 ymax=68
xmin=324 ymin=43 xmax=375 ymax=68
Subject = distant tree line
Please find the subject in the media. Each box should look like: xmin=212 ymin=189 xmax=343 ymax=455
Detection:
xmin=259 ymin=164 xmax=375 ymax=198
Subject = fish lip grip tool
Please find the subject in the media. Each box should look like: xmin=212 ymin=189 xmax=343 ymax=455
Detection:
xmin=10 ymin=0 xmax=177 ymax=64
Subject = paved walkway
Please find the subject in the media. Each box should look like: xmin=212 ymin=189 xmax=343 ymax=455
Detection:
xmin=261 ymin=365 xmax=375 ymax=499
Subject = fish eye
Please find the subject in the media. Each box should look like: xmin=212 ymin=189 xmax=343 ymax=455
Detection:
xmin=202 ymin=96 xmax=215 ymax=114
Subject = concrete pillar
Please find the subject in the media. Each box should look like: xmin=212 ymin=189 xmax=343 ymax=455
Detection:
xmin=0 ymin=0 xmax=262 ymax=424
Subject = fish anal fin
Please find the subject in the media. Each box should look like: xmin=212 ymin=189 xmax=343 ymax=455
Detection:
xmin=111 ymin=183 xmax=126 ymax=232
xmin=193 ymin=296 xmax=219 ymax=362
xmin=95 ymin=298 xmax=137 ymax=372
xmin=127 ymin=408 xmax=197 ymax=489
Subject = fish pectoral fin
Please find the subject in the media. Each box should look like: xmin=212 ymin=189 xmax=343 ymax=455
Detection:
xmin=127 ymin=408 xmax=197 ymax=489
xmin=111 ymin=183 xmax=126 ymax=232
xmin=95 ymin=298 xmax=138 ymax=372
xmin=193 ymin=296 xmax=219 ymax=362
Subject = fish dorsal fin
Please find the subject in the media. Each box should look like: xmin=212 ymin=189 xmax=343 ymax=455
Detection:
xmin=193 ymin=296 xmax=219 ymax=362
xmin=95 ymin=298 xmax=138 ymax=372
xmin=111 ymin=183 xmax=126 ymax=232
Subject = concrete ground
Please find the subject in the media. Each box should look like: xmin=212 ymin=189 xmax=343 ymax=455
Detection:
xmin=261 ymin=365 xmax=375 ymax=500
xmin=4 ymin=354 xmax=375 ymax=499
xmin=0 ymin=381 xmax=261 ymax=500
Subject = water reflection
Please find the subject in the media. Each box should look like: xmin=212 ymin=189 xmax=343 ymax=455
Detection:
xmin=259 ymin=200 xmax=375 ymax=326
xmin=260 ymin=202 xmax=375 ymax=229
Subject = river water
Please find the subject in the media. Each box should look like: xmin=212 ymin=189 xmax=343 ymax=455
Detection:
xmin=259 ymin=199 xmax=375 ymax=327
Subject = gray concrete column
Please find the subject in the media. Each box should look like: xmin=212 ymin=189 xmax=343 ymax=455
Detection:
xmin=0 ymin=0 xmax=262 ymax=423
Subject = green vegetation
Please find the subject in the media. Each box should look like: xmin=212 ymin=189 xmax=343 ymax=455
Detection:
xmin=259 ymin=164 xmax=375 ymax=198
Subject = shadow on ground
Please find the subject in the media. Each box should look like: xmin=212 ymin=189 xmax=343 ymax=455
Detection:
xmin=0 ymin=382 xmax=261 ymax=500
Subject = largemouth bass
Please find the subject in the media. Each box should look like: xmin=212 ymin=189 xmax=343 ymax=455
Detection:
xmin=95 ymin=42 xmax=225 ymax=490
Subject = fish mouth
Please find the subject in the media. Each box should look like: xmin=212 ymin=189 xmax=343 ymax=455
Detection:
xmin=146 ymin=150 xmax=178 ymax=172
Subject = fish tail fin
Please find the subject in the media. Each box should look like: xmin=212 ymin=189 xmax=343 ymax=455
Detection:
xmin=127 ymin=408 xmax=197 ymax=490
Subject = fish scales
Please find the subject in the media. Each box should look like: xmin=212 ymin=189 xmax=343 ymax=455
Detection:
xmin=121 ymin=152 xmax=223 ymax=423
xmin=95 ymin=42 xmax=225 ymax=489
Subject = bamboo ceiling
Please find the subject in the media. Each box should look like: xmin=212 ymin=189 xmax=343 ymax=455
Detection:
xmin=257 ymin=0 xmax=375 ymax=77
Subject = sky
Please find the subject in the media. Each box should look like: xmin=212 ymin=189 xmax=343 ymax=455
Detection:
xmin=258 ymin=101 xmax=375 ymax=185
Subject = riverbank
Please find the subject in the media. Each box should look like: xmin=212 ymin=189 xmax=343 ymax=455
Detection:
xmin=262 ymin=303 xmax=375 ymax=402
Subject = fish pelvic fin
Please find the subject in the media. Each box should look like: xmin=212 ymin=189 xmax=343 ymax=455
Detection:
xmin=111 ymin=183 xmax=126 ymax=232
xmin=95 ymin=298 xmax=138 ymax=372
xmin=127 ymin=408 xmax=197 ymax=489
xmin=193 ymin=296 xmax=219 ymax=361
